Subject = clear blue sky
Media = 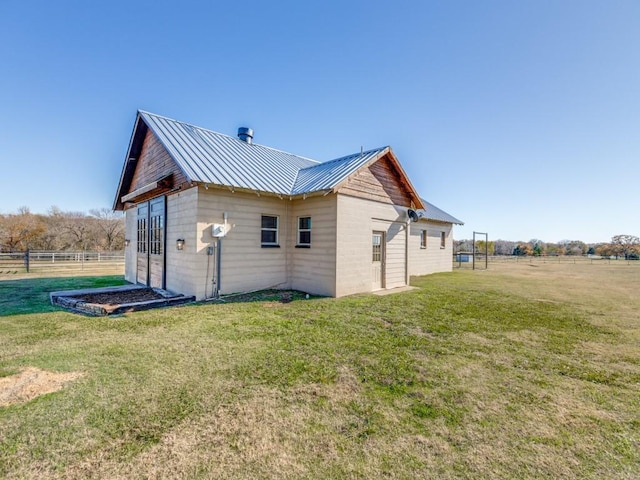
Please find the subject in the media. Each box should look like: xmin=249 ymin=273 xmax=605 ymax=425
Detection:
xmin=1 ymin=1 xmax=638 ymax=243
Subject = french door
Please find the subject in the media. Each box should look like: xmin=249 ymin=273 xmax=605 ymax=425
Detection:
xmin=136 ymin=196 xmax=166 ymax=288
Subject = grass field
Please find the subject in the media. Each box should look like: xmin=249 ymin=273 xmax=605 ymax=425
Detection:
xmin=0 ymin=264 xmax=638 ymax=479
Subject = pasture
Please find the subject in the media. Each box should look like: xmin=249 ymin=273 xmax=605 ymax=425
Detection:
xmin=0 ymin=263 xmax=638 ymax=479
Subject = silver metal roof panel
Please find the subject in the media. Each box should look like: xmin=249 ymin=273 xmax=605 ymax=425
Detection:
xmin=140 ymin=111 xmax=319 ymax=194
xmin=129 ymin=112 xmax=459 ymax=227
xmin=291 ymin=147 xmax=389 ymax=194
xmin=419 ymin=199 xmax=464 ymax=225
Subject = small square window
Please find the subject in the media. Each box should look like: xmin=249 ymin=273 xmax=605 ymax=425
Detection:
xmin=297 ymin=216 xmax=311 ymax=246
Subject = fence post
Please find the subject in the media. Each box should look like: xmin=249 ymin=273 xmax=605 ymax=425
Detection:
xmin=24 ymin=249 xmax=30 ymax=273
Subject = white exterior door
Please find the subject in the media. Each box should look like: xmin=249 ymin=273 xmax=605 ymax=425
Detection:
xmin=372 ymin=231 xmax=384 ymax=290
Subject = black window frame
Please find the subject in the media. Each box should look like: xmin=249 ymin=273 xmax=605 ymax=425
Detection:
xmin=296 ymin=216 xmax=311 ymax=247
xmin=261 ymin=215 xmax=279 ymax=247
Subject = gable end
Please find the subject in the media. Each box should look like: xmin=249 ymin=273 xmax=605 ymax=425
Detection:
xmin=337 ymin=154 xmax=416 ymax=207
xmin=114 ymin=118 xmax=190 ymax=210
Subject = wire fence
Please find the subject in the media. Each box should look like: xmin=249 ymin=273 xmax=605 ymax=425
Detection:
xmin=453 ymin=254 xmax=640 ymax=269
xmin=0 ymin=250 xmax=125 ymax=276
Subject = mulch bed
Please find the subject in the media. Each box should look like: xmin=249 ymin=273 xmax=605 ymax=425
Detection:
xmin=50 ymin=286 xmax=195 ymax=316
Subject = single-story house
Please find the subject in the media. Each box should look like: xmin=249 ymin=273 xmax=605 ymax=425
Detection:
xmin=114 ymin=111 xmax=463 ymax=300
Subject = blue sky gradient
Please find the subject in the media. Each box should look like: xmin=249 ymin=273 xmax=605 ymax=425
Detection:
xmin=1 ymin=1 xmax=638 ymax=242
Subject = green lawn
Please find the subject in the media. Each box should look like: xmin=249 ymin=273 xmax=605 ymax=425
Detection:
xmin=0 ymin=265 xmax=638 ymax=479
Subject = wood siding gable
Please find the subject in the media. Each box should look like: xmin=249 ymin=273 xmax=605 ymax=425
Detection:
xmin=337 ymin=154 xmax=415 ymax=207
xmin=120 ymin=129 xmax=189 ymax=207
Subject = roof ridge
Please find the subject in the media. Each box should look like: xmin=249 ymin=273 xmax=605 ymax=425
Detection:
xmin=298 ymin=146 xmax=389 ymax=172
xmin=139 ymin=110 xmax=319 ymax=165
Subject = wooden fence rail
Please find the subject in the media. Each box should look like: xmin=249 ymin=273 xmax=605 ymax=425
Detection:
xmin=0 ymin=250 xmax=125 ymax=276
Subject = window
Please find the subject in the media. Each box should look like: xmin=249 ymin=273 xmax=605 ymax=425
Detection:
xmin=137 ymin=217 xmax=147 ymax=253
xmin=297 ymin=216 xmax=311 ymax=247
xmin=261 ymin=215 xmax=279 ymax=246
xmin=372 ymin=233 xmax=382 ymax=262
xmin=420 ymin=230 xmax=427 ymax=249
xmin=150 ymin=214 xmax=163 ymax=255
xmin=440 ymin=231 xmax=446 ymax=248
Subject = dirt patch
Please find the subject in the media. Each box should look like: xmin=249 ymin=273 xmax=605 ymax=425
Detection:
xmin=0 ymin=367 xmax=83 ymax=407
xmin=74 ymin=288 xmax=165 ymax=305
xmin=220 ymin=290 xmax=313 ymax=303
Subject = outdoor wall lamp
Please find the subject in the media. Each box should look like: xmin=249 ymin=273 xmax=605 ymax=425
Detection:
xmin=124 ymin=239 xmax=130 ymax=247
xmin=176 ymin=238 xmax=185 ymax=250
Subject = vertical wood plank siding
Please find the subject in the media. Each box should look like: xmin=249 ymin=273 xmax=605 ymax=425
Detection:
xmin=129 ymin=129 xmax=188 ymax=195
xmin=338 ymin=156 xmax=413 ymax=206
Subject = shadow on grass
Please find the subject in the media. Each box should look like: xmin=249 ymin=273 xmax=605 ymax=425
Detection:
xmin=0 ymin=275 xmax=127 ymax=317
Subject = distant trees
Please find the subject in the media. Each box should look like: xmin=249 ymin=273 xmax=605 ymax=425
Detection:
xmin=0 ymin=207 xmax=125 ymax=252
xmin=455 ymin=234 xmax=639 ymax=259
xmin=558 ymin=240 xmax=587 ymax=256
xmin=610 ymin=235 xmax=640 ymax=259
xmin=513 ymin=244 xmax=532 ymax=256
xmin=494 ymin=240 xmax=516 ymax=255
xmin=530 ymin=239 xmax=546 ymax=256
xmin=0 ymin=207 xmax=45 ymax=252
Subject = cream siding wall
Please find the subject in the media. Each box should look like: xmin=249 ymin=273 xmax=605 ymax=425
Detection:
xmin=124 ymin=208 xmax=137 ymax=283
xmin=127 ymin=187 xmax=451 ymax=300
xmin=165 ymin=187 xmax=200 ymax=296
xmin=408 ymin=221 xmax=454 ymax=276
xmin=289 ymin=195 xmax=337 ymax=297
xmin=196 ymin=188 xmax=290 ymax=298
xmin=335 ymin=194 xmax=408 ymax=297
xmin=378 ymin=220 xmax=407 ymax=289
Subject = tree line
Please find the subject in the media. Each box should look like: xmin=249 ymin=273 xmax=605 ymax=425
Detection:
xmin=0 ymin=207 xmax=125 ymax=252
xmin=455 ymin=235 xmax=640 ymax=260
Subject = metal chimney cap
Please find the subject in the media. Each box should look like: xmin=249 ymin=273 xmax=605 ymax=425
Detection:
xmin=237 ymin=127 xmax=254 ymax=144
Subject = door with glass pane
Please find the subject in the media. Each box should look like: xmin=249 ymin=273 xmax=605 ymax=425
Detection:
xmin=136 ymin=196 xmax=166 ymax=288
xmin=372 ymin=231 xmax=385 ymax=290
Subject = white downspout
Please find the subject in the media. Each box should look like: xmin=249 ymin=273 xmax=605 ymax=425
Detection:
xmin=405 ymin=219 xmax=410 ymax=287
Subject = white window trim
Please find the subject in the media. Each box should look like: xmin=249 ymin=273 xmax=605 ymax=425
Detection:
xmin=440 ymin=231 xmax=446 ymax=249
xmin=261 ymin=215 xmax=279 ymax=247
xmin=297 ymin=216 xmax=311 ymax=247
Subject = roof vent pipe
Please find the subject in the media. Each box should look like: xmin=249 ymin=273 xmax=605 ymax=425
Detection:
xmin=237 ymin=127 xmax=253 ymax=144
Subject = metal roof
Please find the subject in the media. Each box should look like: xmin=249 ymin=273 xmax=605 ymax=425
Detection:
xmin=419 ymin=199 xmax=464 ymax=225
xmin=116 ymin=112 xmax=450 ymax=218
xmin=139 ymin=111 xmax=319 ymax=195
xmin=292 ymin=147 xmax=389 ymax=194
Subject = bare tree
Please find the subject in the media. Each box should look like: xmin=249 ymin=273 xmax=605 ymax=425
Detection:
xmin=89 ymin=208 xmax=125 ymax=251
xmin=494 ymin=239 xmax=516 ymax=255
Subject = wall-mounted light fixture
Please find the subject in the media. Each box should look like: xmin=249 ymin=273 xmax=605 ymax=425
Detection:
xmin=176 ymin=238 xmax=185 ymax=250
xmin=124 ymin=239 xmax=130 ymax=247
